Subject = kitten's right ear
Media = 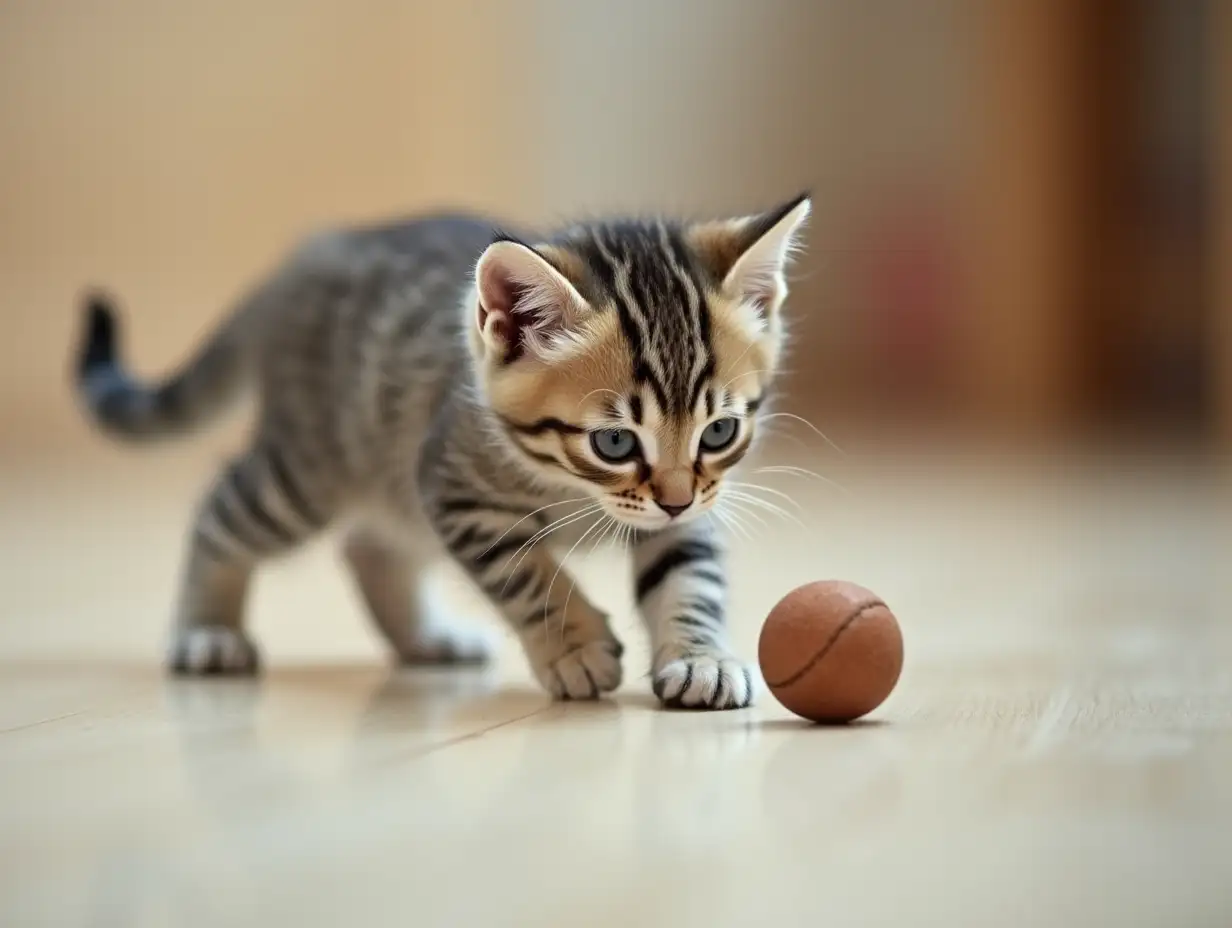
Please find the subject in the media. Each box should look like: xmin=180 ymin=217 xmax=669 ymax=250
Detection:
xmin=473 ymin=240 xmax=589 ymax=363
xmin=688 ymin=193 xmax=811 ymax=326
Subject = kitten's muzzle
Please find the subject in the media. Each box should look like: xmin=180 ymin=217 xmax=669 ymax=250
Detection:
xmin=650 ymin=468 xmax=694 ymax=519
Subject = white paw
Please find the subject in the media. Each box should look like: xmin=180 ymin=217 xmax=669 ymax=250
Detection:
xmin=169 ymin=626 xmax=260 ymax=676
xmin=536 ymin=639 xmax=624 ymax=700
xmin=394 ymin=623 xmax=495 ymax=666
xmin=653 ymin=652 xmax=757 ymax=710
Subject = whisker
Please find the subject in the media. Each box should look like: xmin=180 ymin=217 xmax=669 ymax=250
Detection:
xmin=724 ymin=488 xmax=797 ymax=519
xmin=575 ymin=387 xmax=624 ymax=410
xmin=754 ymin=464 xmax=826 ymax=480
xmin=756 ymin=421 xmax=812 ymax=450
xmin=707 ymin=509 xmax=733 ymax=540
xmin=755 ymin=412 xmax=847 ymax=457
xmin=619 ymin=521 xmax=637 ymax=554
xmin=719 ymin=500 xmax=765 ymax=542
xmin=727 ymin=480 xmax=805 ymax=511
xmin=506 ymin=503 xmax=602 ymax=565
xmin=501 ymin=504 xmax=604 ymax=583
xmin=544 ymin=512 xmax=608 ymax=630
xmin=722 ymin=497 xmax=767 ymax=534
xmin=609 ymin=521 xmax=628 ymax=557
xmin=717 ymin=341 xmax=760 ymax=392
xmin=722 ymin=489 xmax=807 ymax=528
xmin=753 ymin=465 xmax=854 ymax=498
xmin=721 ymin=367 xmax=777 ymax=394
xmin=501 ymin=512 xmax=603 ymax=591
xmin=559 ymin=513 xmax=619 ymax=643
xmin=720 ymin=496 xmax=769 ymax=530
xmin=478 ymin=497 xmax=592 ymax=557
xmin=589 ymin=515 xmax=618 ymax=554
xmin=710 ymin=507 xmax=753 ymax=543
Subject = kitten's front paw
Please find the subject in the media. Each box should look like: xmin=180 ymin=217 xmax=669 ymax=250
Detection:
xmin=653 ymin=651 xmax=758 ymax=710
xmin=394 ymin=623 xmax=495 ymax=666
xmin=536 ymin=639 xmax=624 ymax=700
xmin=169 ymin=626 xmax=260 ymax=676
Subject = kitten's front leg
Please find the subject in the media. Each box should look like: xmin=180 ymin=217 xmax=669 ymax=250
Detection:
xmin=633 ymin=520 xmax=757 ymax=710
xmin=430 ymin=498 xmax=623 ymax=700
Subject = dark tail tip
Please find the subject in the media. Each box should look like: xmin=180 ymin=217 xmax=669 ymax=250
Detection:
xmin=77 ymin=290 xmax=120 ymax=381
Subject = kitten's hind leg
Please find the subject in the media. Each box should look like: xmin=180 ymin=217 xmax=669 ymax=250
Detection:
xmin=343 ymin=530 xmax=495 ymax=666
xmin=170 ymin=444 xmax=332 ymax=675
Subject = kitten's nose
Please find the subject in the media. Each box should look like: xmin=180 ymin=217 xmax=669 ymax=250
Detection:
xmin=652 ymin=470 xmax=694 ymax=518
xmin=655 ymin=500 xmax=691 ymax=518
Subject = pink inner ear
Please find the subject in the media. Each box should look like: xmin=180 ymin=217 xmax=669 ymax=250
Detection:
xmin=478 ymin=307 xmax=527 ymax=364
xmin=489 ymin=312 xmax=516 ymax=347
xmin=479 ymin=265 xmax=534 ymax=363
xmin=735 ymin=276 xmax=776 ymax=321
xmin=479 ymin=262 xmax=513 ymax=322
xmin=477 ymin=244 xmax=578 ymax=363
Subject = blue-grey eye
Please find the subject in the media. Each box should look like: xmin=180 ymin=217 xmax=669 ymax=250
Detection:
xmin=699 ymin=417 xmax=739 ymax=452
xmin=590 ymin=428 xmax=639 ymax=463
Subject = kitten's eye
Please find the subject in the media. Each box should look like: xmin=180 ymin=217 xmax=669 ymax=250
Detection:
xmin=590 ymin=428 xmax=639 ymax=463
xmin=699 ymin=417 xmax=739 ymax=452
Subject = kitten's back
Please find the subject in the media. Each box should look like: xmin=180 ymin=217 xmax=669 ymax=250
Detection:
xmin=73 ymin=211 xmax=503 ymax=446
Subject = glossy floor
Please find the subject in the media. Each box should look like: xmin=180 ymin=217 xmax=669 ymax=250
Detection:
xmin=2 ymin=445 xmax=1231 ymax=926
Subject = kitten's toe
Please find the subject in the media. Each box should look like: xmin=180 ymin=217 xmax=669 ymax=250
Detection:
xmin=169 ymin=626 xmax=260 ymax=676
xmin=653 ymin=652 xmax=758 ymax=710
xmin=394 ymin=623 xmax=495 ymax=666
xmin=541 ymin=639 xmax=623 ymax=700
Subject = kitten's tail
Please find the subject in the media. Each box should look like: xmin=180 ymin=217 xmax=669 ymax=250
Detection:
xmin=72 ymin=291 xmax=251 ymax=442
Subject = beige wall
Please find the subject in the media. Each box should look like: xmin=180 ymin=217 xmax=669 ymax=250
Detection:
xmin=2 ymin=2 xmax=418 ymax=448
xmin=0 ymin=1 xmax=999 ymax=455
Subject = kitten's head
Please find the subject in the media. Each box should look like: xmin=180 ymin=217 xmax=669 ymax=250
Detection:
xmin=467 ymin=194 xmax=810 ymax=530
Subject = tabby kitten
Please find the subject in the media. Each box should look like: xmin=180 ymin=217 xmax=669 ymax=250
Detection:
xmin=73 ymin=194 xmax=810 ymax=710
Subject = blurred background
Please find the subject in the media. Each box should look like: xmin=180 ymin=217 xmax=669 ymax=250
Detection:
xmin=0 ymin=0 xmax=1227 ymax=456
xmin=4 ymin=10 xmax=1232 ymax=923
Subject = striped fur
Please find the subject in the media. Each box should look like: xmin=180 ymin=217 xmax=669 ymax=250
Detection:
xmin=72 ymin=197 xmax=810 ymax=708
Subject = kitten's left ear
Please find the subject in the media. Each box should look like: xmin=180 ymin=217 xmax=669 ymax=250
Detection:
xmin=689 ymin=193 xmax=812 ymax=322
xmin=473 ymin=239 xmax=590 ymax=363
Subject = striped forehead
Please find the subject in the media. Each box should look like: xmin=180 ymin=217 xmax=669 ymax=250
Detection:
xmin=570 ymin=222 xmax=713 ymax=417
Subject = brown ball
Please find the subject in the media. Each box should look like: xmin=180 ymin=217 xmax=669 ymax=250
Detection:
xmin=758 ymin=580 xmax=903 ymax=724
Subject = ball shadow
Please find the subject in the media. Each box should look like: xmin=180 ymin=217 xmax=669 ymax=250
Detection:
xmin=754 ymin=716 xmax=891 ymax=732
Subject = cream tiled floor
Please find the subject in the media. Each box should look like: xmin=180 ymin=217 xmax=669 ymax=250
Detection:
xmin=2 ymin=442 xmax=1231 ymax=926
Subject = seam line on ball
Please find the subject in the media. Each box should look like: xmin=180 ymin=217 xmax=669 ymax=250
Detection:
xmin=764 ymin=600 xmax=885 ymax=689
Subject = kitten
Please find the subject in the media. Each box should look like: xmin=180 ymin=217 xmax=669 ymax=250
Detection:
xmin=72 ymin=194 xmax=810 ymax=710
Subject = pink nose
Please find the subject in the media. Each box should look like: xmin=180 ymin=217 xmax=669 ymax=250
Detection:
xmin=651 ymin=469 xmax=694 ymax=517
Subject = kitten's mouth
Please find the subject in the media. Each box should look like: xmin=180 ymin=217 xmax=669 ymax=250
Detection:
xmin=602 ymin=500 xmax=710 ymax=530
xmin=603 ymin=509 xmax=665 ymax=529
